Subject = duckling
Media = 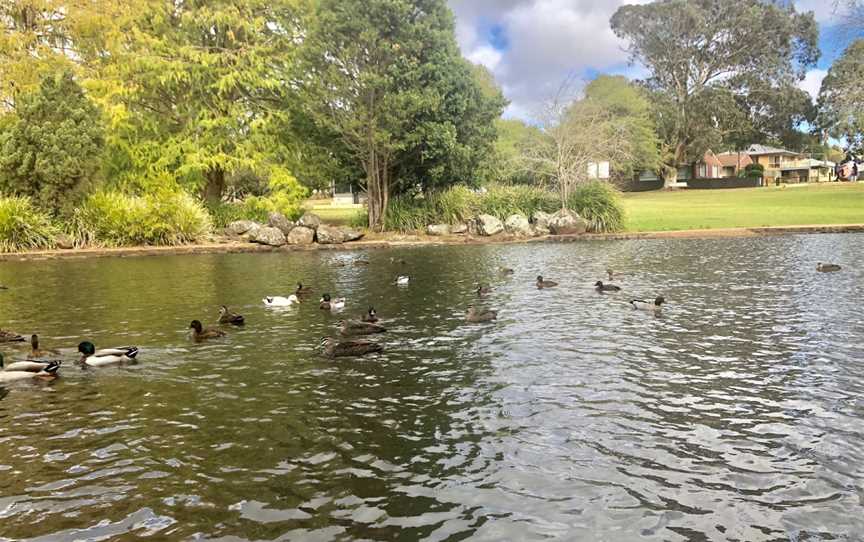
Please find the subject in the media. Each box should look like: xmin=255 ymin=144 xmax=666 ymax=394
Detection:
xmin=319 ymin=337 xmax=383 ymax=358
xmin=500 ymin=267 xmax=515 ymax=275
xmin=189 ymin=320 xmax=226 ymax=342
xmin=294 ymin=282 xmax=313 ymax=296
xmin=476 ymin=284 xmax=492 ymax=296
xmin=0 ymin=353 xmax=60 ymax=383
xmin=394 ymin=275 xmax=410 ymax=285
xmin=594 ymin=281 xmax=621 ymax=292
xmin=630 ymin=296 xmax=665 ymax=313
xmin=816 ymin=262 xmax=842 ymax=273
xmin=466 ymin=306 xmax=497 ymax=323
xmin=536 ymin=275 xmax=558 ymax=289
xmin=319 ymin=293 xmax=346 ymax=310
xmin=362 ymin=307 xmax=379 ymax=323
xmin=263 ymin=294 xmax=300 ymax=307
xmin=77 ymin=342 xmax=139 ymax=367
xmin=339 ymin=319 xmax=387 ymax=336
xmin=0 ymin=330 xmax=25 ymax=343
xmin=217 ymin=306 xmax=245 ymax=326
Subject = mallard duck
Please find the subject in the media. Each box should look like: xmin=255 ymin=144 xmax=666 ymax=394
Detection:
xmin=394 ymin=275 xmax=410 ymax=285
xmin=0 ymin=330 xmax=25 ymax=343
xmin=466 ymin=306 xmax=497 ymax=323
xmin=319 ymin=294 xmax=346 ymax=311
xmin=536 ymin=275 xmax=558 ymax=289
xmin=362 ymin=307 xmax=379 ymax=323
xmin=77 ymin=342 xmax=139 ymax=367
xmin=816 ymin=262 xmax=842 ymax=273
xmin=476 ymin=284 xmax=492 ymax=296
xmin=263 ymin=294 xmax=300 ymax=307
xmin=339 ymin=319 xmax=387 ymax=336
xmin=630 ymin=296 xmax=665 ymax=313
xmin=0 ymin=353 xmax=60 ymax=383
xmin=295 ymin=282 xmax=313 ymax=296
xmin=218 ymin=306 xmax=245 ymax=326
xmin=319 ymin=337 xmax=383 ymax=358
xmin=189 ymin=320 xmax=226 ymax=342
xmin=29 ymin=334 xmax=62 ymax=359
xmin=594 ymin=281 xmax=621 ymax=292
xmin=500 ymin=267 xmax=515 ymax=275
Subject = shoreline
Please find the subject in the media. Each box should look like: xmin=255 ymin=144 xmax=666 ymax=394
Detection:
xmin=4 ymin=223 xmax=864 ymax=262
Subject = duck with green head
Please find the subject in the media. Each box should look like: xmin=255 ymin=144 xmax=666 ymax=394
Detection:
xmin=78 ymin=342 xmax=139 ymax=367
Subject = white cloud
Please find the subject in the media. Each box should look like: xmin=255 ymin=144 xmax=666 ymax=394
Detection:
xmin=799 ymin=69 xmax=828 ymax=101
xmin=794 ymin=0 xmax=841 ymax=24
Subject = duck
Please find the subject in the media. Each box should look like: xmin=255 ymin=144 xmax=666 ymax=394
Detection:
xmin=294 ymin=282 xmax=313 ymax=296
xmin=476 ymin=284 xmax=492 ymax=296
xmin=319 ymin=337 xmax=383 ymax=358
xmin=606 ymin=268 xmax=628 ymax=281
xmin=319 ymin=293 xmax=346 ymax=310
xmin=500 ymin=267 xmax=515 ymax=275
xmin=339 ymin=319 xmax=387 ymax=336
xmin=466 ymin=306 xmax=497 ymax=323
xmin=362 ymin=307 xmax=379 ymax=323
xmin=394 ymin=275 xmax=410 ymax=285
xmin=263 ymin=294 xmax=300 ymax=307
xmin=389 ymin=258 xmax=406 ymax=265
xmin=630 ymin=296 xmax=665 ymax=313
xmin=0 ymin=353 xmax=60 ymax=383
xmin=594 ymin=281 xmax=621 ymax=292
xmin=816 ymin=262 xmax=842 ymax=273
xmin=0 ymin=330 xmax=25 ymax=343
xmin=218 ymin=306 xmax=245 ymax=326
xmin=29 ymin=334 xmax=60 ymax=359
xmin=189 ymin=320 xmax=226 ymax=342
xmin=536 ymin=275 xmax=558 ymax=289
xmin=77 ymin=342 xmax=139 ymax=367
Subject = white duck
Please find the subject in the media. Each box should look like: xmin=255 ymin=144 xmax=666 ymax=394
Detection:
xmin=0 ymin=353 xmax=61 ymax=383
xmin=630 ymin=296 xmax=665 ymax=313
xmin=77 ymin=342 xmax=139 ymax=367
xmin=395 ymin=275 xmax=410 ymax=285
xmin=263 ymin=294 xmax=300 ymax=307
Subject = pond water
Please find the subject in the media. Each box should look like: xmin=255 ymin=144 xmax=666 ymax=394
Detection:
xmin=1 ymin=235 xmax=864 ymax=541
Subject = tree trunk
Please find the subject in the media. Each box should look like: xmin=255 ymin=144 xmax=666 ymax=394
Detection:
xmin=662 ymin=166 xmax=678 ymax=189
xmin=202 ymin=167 xmax=226 ymax=205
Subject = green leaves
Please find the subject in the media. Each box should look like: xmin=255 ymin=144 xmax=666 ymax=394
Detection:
xmin=818 ymin=39 xmax=864 ymax=153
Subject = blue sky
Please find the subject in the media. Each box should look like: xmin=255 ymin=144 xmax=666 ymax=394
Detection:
xmin=448 ymin=0 xmax=855 ymax=121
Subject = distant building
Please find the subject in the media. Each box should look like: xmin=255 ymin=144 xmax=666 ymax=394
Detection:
xmin=715 ymin=151 xmax=753 ymax=178
xmin=587 ymin=161 xmax=610 ymax=179
xmin=330 ymin=180 xmax=366 ymax=205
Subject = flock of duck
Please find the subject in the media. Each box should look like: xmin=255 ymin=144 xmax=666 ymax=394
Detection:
xmin=0 ymin=260 xmax=843 ymax=384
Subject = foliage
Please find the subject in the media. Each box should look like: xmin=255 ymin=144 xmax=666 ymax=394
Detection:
xmin=0 ymin=196 xmax=58 ymax=252
xmin=818 ymin=39 xmax=864 ymax=153
xmin=490 ymin=119 xmax=548 ymax=185
xmin=0 ymin=70 xmax=104 ymax=215
xmin=566 ymin=182 xmax=625 ymax=233
xmin=611 ymin=0 xmax=819 ymax=187
xmin=743 ymin=163 xmax=765 ymax=179
xmin=74 ymin=190 xmax=212 ymax=246
xmin=477 ymin=185 xmax=558 ymax=220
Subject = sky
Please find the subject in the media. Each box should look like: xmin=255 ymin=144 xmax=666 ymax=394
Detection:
xmin=447 ymin=0 xmax=855 ymax=121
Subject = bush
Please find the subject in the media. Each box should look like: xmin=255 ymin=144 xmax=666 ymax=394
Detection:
xmin=478 ymin=184 xmax=558 ymax=219
xmin=566 ymin=181 xmax=625 ymax=233
xmin=429 ymin=185 xmax=479 ymax=224
xmin=383 ymin=195 xmax=435 ymax=232
xmin=744 ymin=163 xmax=765 ymax=179
xmin=0 ymin=196 xmax=58 ymax=252
xmin=74 ymin=190 xmax=212 ymax=246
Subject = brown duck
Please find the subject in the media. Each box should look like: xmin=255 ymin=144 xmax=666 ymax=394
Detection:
xmin=466 ymin=306 xmax=497 ymax=323
xmin=319 ymin=337 xmax=383 ymax=358
xmin=189 ymin=320 xmax=226 ymax=342
xmin=218 ymin=306 xmax=245 ymax=326
xmin=339 ymin=319 xmax=387 ymax=336
xmin=0 ymin=329 xmax=25 ymax=343
xmin=536 ymin=275 xmax=558 ymax=289
xmin=594 ymin=281 xmax=621 ymax=292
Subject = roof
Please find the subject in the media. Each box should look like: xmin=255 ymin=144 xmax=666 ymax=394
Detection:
xmin=702 ymin=150 xmax=723 ymax=167
xmin=716 ymin=152 xmax=753 ymax=168
xmin=747 ymin=144 xmax=800 ymax=157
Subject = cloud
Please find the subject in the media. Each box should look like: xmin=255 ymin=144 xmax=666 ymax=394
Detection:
xmin=799 ymin=69 xmax=828 ymax=101
xmin=794 ymin=0 xmax=842 ymax=24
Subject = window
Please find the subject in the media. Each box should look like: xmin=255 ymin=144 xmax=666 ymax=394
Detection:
xmin=770 ymin=156 xmax=781 ymax=168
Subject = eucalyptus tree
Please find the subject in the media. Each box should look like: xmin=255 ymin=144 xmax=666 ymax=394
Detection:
xmin=818 ymin=39 xmax=864 ymax=153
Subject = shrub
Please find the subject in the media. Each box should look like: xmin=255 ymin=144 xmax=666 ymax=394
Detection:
xmin=743 ymin=163 xmax=765 ymax=179
xmin=383 ymin=195 xmax=434 ymax=232
xmin=478 ymin=184 xmax=558 ymax=219
xmin=349 ymin=209 xmax=369 ymax=229
xmin=566 ymin=181 xmax=625 ymax=233
xmin=74 ymin=190 xmax=212 ymax=246
xmin=0 ymin=196 xmax=58 ymax=252
xmin=429 ymin=185 xmax=479 ymax=224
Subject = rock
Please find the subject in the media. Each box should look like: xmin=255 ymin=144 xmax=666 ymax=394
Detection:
xmin=286 ymin=226 xmax=315 ymax=245
xmin=451 ymin=223 xmax=468 ymax=235
xmin=250 ymin=226 xmax=286 ymax=246
xmin=54 ymin=233 xmax=75 ymax=249
xmin=316 ymin=224 xmax=345 ymax=244
xmin=475 ymin=214 xmax=504 ymax=236
xmin=504 ymin=214 xmax=532 ymax=236
xmin=426 ymin=224 xmax=451 ymax=236
xmin=226 ymin=220 xmax=260 ymax=236
xmin=533 ymin=211 xmax=553 ymax=230
xmin=548 ymin=209 xmax=588 ymax=235
xmin=340 ymin=227 xmax=364 ymax=242
xmin=532 ymin=223 xmax=551 ymax=236
xmin=268 ymin=212 xmax=294 ymax=235
xmin=297 ymin=212 xmax=322 ymax=230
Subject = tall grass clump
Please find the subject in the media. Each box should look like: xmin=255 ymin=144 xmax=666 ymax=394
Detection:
xmin=429 ymin=185 xmax=479 ymax=224
xmin=383 ymin=195 xmax=434 ymax=232
xmin=479 ymin=184 xmax=558 ymax=219
xmin=566 ymin=181 xmax=625 ymax=233
xmin=0 ymin=196 xmax=58 ymax=252
xmin=74 ymin=190 xmax=212 ymax=246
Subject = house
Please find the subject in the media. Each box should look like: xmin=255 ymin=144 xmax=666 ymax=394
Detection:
xmin=715 ymin=151 xmax=753 ymax=178
xmin=746 ymin=144 xmax=835 ymax=183
xmin=636 ymin=150 xmax=723 ymax=187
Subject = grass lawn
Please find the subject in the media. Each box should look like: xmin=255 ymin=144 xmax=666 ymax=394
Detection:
xmin=303 ymin=201 xmax=362 ymax=226
xmin=623 ymin=183 xmax=864 ymax=232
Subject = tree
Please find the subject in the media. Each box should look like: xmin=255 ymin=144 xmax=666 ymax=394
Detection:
xmin=302 ymin=0 xmax=505 ymax=229
xmin=611 ymin=0 xmax=819 ymax=188
xmin=0 ymin=70 xmax=103 ymax=214
xmin=818 ymin=39 xmax=864 ymax=153
xmin=490 ymin=118 xmax=546 ymax=185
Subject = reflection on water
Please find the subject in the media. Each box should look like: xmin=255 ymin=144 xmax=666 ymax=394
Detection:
xmin=1 ymin=235 xmax=863 ymax=540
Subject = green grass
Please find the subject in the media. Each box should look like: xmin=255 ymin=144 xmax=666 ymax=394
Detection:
xmin=306 ymin=204 xmax=361 ymax=226
xmin=623 ymin=184 xmax=864 ymax=232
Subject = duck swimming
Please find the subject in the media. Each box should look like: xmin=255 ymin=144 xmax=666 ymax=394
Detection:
xmin=500 ymin=267 xmax=515 ymax=275
xmin=0 ymin=353 xmax=60 ymax=383
xmin=295 ymin=282 xmax=313 ymax=296
xmin=362 ymin=307 xmax=379 ymax=323
xmin=536 ymin=275 xmax=558 ymax=289
xmin=263 ymin=294 xmax=300 ymax=307
xmin=594 ymin=281 xmax=621 ymax=292
xmin=394 ymin=275 xmax=410 ymax=285
xmin=77 ymin=342 xmax=139 ymax=367
xmin=29 ymin=334 xmax=60 ymax=358
xmin=476 ymin=284 xmax=492 ymax=296
xmin=466 ymin=306 xmax=497 ymax=323
xmin=319 ymin=294 xmax=346 ymax=310
xmin=218 ymin=306 xmax=245 ymax=326
xmin=630 ymin=296 xmax=665 ymax=313
xmin=0 ymin=330 xmax=24 ymax=343
xmin=189 ymin=320 xmax=226 ymax=342
xmin=319 ymin=337 xmax=383 ymax=358
xmin=339 ymin=319 xmax=387 ymax=336
xmin=816 ymin=262 xmax=842 ymax=273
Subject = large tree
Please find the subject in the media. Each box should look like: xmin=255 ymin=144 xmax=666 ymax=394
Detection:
xmin=818 ymin=39 xmax=864 ymax=153
xmin=611 ymin=0 xmax=819 ymax=187
xmin=303 ymin=0 xmax=505 ymax=229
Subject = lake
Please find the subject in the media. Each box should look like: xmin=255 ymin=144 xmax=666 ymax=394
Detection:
xmin=1 ymin=235 xmax=863 ymax=541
